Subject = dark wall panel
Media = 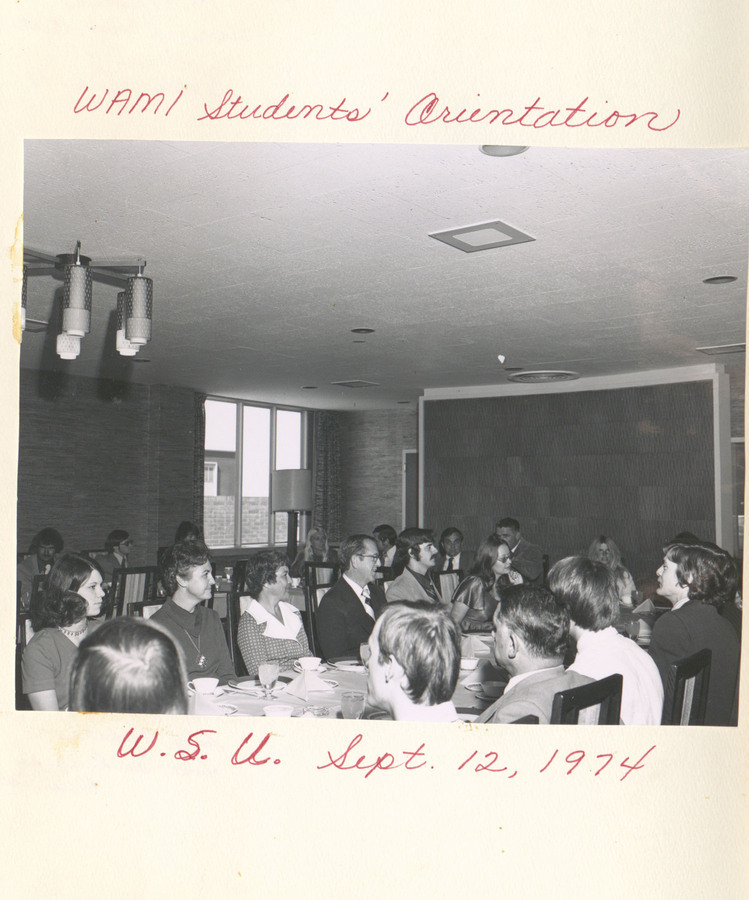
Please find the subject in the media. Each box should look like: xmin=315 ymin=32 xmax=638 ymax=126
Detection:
xmin=423 ymin=381 xmax=715 ymax=584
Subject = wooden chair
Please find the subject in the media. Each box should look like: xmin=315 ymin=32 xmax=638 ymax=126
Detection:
xmin=550 ymin=673 xmax=623 ymax=724
xmin=79 ymin=548 xmax=107 ymax=560
xmin=224 ymin=591 xmax=248 ymax=677
xmin=28 ymin=574 xmax=48 ymax=620
xmin=126 ymin=600 xmax=164 ymax=619
xmin=303 ymin=561 xmax=341 ymax=657
xmin=661 ymin=648 xmax=711 ymax=726
xmin=434 ymin=569 xmax=463 ymax=605
xmin=110 ymin=566 xmax=160 ymax=618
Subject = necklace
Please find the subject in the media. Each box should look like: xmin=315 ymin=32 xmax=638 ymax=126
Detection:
xmin=182 ymin=628 xmax=207 ymax=670
xmin=59 ymin=622 xmax=88 ymax=640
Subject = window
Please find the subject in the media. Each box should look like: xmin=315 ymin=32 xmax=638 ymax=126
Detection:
xmin=203 ymin=398 xmax=308 ymax=549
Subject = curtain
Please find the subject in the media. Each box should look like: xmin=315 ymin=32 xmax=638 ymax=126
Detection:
xmin=192 ymin=392 xmax=207 ymax=532
xmin=312 ymin=410 xmax=343 ymax=543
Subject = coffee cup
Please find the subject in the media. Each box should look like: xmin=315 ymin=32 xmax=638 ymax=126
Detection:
xmin=188 ymin=676 xmax=219 ymax=694
xmin=297 ymin=656 xmax=322 ymax=670
xmin=263 ymin=704 xmax=294 ymax=717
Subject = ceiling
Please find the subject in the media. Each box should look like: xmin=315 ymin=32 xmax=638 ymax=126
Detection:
xmin=21 ymin=141 xmax=748 ymax=410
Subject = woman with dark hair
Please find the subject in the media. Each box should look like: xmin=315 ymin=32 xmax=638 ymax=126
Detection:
xmin=21 ymin=553 xmax=106 ymax=710
xmin=150 ymin=540 xmax=235 ymax=684
xmin=450 ymin=535 xmax=522 ymax=632
xmin=174 ymin=521 xmax=202 ymax=543
xmin=289 ymin=526 xmax=338 ymax=578
xmin=650 ymin=541 xmax=740 ymax=725
xmin=587 ymin=535 xmax=636 ymax=602
xmin=69 ymin=617 xmax=188 ymax=714
xmin=238 ymin=550 xmax=312 ymax=677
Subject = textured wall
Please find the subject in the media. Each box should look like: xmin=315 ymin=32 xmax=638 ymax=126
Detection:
xmin=18 ymin=370 xmax=195 ymax=563
xmin=338 ymin=406 xmax=418 ymax=535
xmin=423 ymin=381 xmax=716 ymax=584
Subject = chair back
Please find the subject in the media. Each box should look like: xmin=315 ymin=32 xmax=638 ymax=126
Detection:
xmin=224 ymin=591 xmax=248 ymax=677
xmin=16 ymin=611 xmax=35 ymax=649
xmin=551 ymin=673 xmax=623 ymax=724
xmin=79 ymin=548 xmax=107 ymax=560
xmin=303 ymin=562 xmax=340 ymax=658
xmin=374 ymin=566 xmax=395 ymax=593
xmin=661 ymin=648 xmax=711 ymax=726
xmin=434 ymin=569 xmax=463 ymax=605
xmin=28 ymin=574 xmax=48 ymax=620
xmin=110 ymin=566 xmax=159 ymax=617
xmin=126 ymin=601 xmax=164 ymax=619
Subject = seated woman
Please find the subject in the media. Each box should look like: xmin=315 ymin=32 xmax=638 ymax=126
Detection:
xmin=21 ymin=554 xmax=106 ymax=710
xmin=289 ymin=526 xmax=338 ymax=579
xmin=150 ymin=540 xmax=236 ymax=685
xmin=238 ymin=550 xmax=312 ymax=677
xmin=450 ymin=535 xmax=522 ymax=632
xmin=587 ymin=535 xmax=636 ymax=602
xmin=69 ymin=617 xmax=188 ymax=714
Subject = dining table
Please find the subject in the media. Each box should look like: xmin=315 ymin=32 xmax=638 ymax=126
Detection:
xmin=188 ymin=633 xmax=507 ymax=721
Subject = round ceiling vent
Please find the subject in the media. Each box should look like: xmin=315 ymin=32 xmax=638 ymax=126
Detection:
xmin=507 ymin=370 xmax=580 ymax=384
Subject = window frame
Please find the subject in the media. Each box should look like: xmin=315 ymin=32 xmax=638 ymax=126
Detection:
xmin=204 ymin=395 xmax=310 ymax=550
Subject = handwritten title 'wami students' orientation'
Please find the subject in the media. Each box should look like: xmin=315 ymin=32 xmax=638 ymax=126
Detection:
xmin=73 ymin=86 xmax=681 ymax=132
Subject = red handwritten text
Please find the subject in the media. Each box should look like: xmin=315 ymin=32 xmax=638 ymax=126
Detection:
xmin=317 ymin=733 xmax=428 ymax=778
xmin=197 ymin=90 xmax=387 ymax=123
xmin=74 ymin=86 xmax=184 ymax=117
xmin=404 ymin=93 xmax=680 ymax=132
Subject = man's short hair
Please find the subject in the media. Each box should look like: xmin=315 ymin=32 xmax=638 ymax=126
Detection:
xmin=495 ymin=517 xmax=520 ymax=532
xmin=439 ymin=526 xmax=463 ymax=547
xmin=105 ymin=529 xmax=130 ymax=553
xmin=373 ymin=524 xmax=397 ymax=547
xmin=663 ymin=541 xmax=732 ymax=607
xmin=376 ymin=602 xmax=460 ymax=705
xmin=548 ymin=556 xmax=618 ymax=631
xmin=30 ymin=527 xmax=64 ymax=553
xmin=339 ymin=534 xmax=378 ymax=572
xmin=394 ymin=527 xmax=434 ymax=566
xmin=70 ymin=617 xmax=188 ymax=714
xmin=495 ymin=583 xmax=570 ymax=660
xmin=244 ymin=550 xmax=289 ymax=598
xmin=159 ymin=540 xmax=211 ymax=597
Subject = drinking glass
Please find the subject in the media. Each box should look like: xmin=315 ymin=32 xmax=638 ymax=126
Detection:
xmin=341 ymin=691 xmax=366 ymax=720
xmin=224 ymin=566 xmax=234 ymax=584
xmin=258 ymin=660 xmax=280 ymax=699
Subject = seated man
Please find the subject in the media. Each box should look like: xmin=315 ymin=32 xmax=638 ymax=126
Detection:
xmin=150 ymin=540 xmax=236 ymax=684
xmin=495 ymin=517 xmax=544 ymax=584
xmin=17 ymin=527 xmax=64 ymax=610
xmin=364 ymin=602 xmax=462 ymax=722
xmin=435 ymin=527 xmax=475 ymax=573
xmin=373 ymin=524 xmax=397 ymax=567
xmin=548 ymin=556 xmax=663 ymax=725
xmin=650 ymin=541 xmax=740 ymax=726
xmin=386 ymin=528 xmax=442 ymax=605
xmin=477 ymin=583 xmax=592 ymax=724
xmin=316 ymin=534 xmax=387 ymax=660
xmin=96 ymin=529 xmax=134 ymax=582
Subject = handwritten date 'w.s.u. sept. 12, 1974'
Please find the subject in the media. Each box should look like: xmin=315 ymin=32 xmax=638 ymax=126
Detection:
xmin=116 ymin=727 xmax=656 ymax=782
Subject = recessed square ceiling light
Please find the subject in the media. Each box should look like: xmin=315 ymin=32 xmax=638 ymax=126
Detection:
xmin=429 ymin=219 xmax=535 ymax=253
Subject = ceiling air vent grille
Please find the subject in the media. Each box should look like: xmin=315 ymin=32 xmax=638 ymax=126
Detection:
xmin=507 ymin=370 xmax=580 ymax=384
xmin=695 ymin=343 xmax=746 ymax=356
xmin=330 ymin=379 xmax=380 ymax=389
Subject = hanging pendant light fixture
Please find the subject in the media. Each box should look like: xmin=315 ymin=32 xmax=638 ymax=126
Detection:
xmin=61 ymin=242 xmax=92 ymax=337
xmin=116 ymin=291 xmax=139 ymax=356
xmin=125 ymin=269 xmax=153 ymax=345
xmin=56 ymin=332 xmax=81 ymax=360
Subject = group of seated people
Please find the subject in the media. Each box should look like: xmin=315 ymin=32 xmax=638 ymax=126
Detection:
xmin=18 ymin=515 xmax=742 ymax=725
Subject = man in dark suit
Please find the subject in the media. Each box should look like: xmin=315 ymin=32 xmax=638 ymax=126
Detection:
xmin=316 ymin=534 xmax=387 ymax=660
xmin=496 ymin=517 xmax=544 ymax=584
xmin=435 ymin=527 xmax=475 ymax=574
xmin=650 ymin=541 xmax=740 ymax=726
xmin=477 ymin=583 xmax=592 ymax=724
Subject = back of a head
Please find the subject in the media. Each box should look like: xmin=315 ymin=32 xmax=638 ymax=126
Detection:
xmin=496 ymin=517 xmax=520 ymax=532
xmin=175 ymin=521 xmax=202 ymax=543
xmin=160 ymin=540 xmax=211 ymax=597
xmin=70 ymin=618 xmax=188 ymax=714
xmin=497 ymin=583 xmax=569 ymax=661
xmin=373 ymin=524 xmax=397 ymax=547
xmin=376 ymin=602 xmax=460 ymax=705
xmin=548 ymin=556 xmax=618 ymax=631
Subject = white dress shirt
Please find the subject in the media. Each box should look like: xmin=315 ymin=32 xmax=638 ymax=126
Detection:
xmin=342 ymin=574 xmax=375 ymax=618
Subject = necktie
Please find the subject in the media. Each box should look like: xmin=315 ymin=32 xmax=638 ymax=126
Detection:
xmin=446 ymin=557 xmax=454 ymax=572
xmin=361 ymin=585 xmax=375 ymax=619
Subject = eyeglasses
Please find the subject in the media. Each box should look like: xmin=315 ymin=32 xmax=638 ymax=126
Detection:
xmin=357 ymin=554 xmax=380 ymax=561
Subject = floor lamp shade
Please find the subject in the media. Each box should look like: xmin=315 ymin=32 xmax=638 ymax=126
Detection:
xmin=271 ymin=469 xmax=313 ymax=513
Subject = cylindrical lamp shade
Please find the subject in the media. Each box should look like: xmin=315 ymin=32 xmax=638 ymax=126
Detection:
xmin=125 ymin=275 xmax=153 ymax=344
xmin=21 ymin=265 xmax=27 ymax=332
xmin=116 ymin=291 xmax=139 ymax=356
xmin=62 ymin=263 xmax=92 ymax=336
xmin=271 ymin=469 xmax=313 ymax=512
xmin=56 ymin=332 xmax=81 ymax=360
